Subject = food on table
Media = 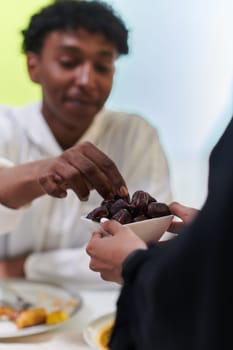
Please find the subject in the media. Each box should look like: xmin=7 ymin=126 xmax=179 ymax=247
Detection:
xmin=86 ymin=190 xmax=171 ymax=224
xmin=65 ymin=298 xmax=79 ymax=307
xmin=0 ymin=296 xmax=78 ymax=329
xmin=97 ymin=321 xmax=114 ymax=350
xmin=0 ymin=306 xmax=46 ymax=328
xmin=46 ymin=309 xmax=69 ymax=325
xmin=16 ymin=308 xmax=47 ymax=329
xmin=0 ymin=306 xmax=19 ymax=321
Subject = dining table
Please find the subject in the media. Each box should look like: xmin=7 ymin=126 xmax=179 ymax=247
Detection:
xmin=0 ymin=283 xmax=120 ymax=349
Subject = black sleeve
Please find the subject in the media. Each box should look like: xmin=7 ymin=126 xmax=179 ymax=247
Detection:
xmin=109 ymin=117 xmax=233 ymax=350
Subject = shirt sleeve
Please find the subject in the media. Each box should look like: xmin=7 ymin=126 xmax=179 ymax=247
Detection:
xmin=109 ymin=118 xmax=233 ymax=350
xmin=24 ymin=245 xmax=119 ymax=290
xmin=0 ymin=158 xmax=29 ymax=234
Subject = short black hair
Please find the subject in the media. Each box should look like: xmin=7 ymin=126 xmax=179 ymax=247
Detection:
xmin=22 ymin=0 xmax=129 ymax=56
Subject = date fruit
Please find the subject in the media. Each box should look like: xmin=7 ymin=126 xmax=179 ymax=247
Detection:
xmin=86 ymin=190 xmax=171 ymax=224
xmin=86 ymin=206 xmax=109 ymax=222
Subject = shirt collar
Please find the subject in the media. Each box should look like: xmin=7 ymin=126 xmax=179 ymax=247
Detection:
xmin=18 ymin=102 xmax=108 ymax=156
xmin=77 ymin=107 xmax=107 ymax=144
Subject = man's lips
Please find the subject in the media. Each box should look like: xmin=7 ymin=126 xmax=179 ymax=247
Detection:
xmin=64 ymin=96 xmax=95 ymax=106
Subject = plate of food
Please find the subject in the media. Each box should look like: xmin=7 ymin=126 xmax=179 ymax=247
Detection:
xmin=81 ymin=190 xmax=173 ymax=243
xmin=83 ymin=312 xmax=115 ymax=350
xmin=0 ymin=279 xmax=81 ymax=338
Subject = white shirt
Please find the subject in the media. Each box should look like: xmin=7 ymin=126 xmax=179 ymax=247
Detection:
xmin=0 ymin=158 xmax=29 ymax=234
xmin=0 ymin=102 xmax=172 ymax=290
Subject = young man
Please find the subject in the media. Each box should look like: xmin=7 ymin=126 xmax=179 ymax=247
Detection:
xmin=87 ymin=116 xmax=233 ymax=349
xmin=0 ymin=1 xmax=172 ymax=288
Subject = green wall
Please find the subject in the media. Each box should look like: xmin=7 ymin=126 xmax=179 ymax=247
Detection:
xmin=0 ymin=0 xmax=52 ymax=105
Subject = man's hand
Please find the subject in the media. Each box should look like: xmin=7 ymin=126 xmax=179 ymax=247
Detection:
xmin=0 ymin=142 xmax=128 ymax=209
xmin=168 ymin=202 xmax=198 ymax=233
xmin=39 ymin=141 xmax=128 ymax=201
xmin=0 ymin=255 xmax=28 ymax=279
xmin=86 ymin=220 xmax=147 ymax=284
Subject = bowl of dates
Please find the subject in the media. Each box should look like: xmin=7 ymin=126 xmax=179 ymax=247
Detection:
xmin=81 ymin=191 xmax=173 ymax=243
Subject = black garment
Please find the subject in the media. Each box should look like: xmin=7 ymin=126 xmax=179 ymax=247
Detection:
xmin=110 ymin=117 xmax=233 ymax=350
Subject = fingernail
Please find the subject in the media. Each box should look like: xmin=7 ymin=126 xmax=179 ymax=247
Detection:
xmin=100 ymin=218 xmax=109 ymax=223
xmin=119 ymin=186 xmax=128 ymax=197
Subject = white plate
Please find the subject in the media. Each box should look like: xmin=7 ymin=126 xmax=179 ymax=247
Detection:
xmin=0 ymin=279 xmax=81 ymax=338
xmin=83 ymin=312 xmax=115 ymax=350
xmin=81 ymin=214 xmax=173 ymax=243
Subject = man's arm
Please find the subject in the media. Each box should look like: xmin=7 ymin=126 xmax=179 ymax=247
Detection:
xmin=0 ymin=159 xmax=51 ymax=209
xmin=0 ymin=255 xmax=28 ymax=279
xmin=24 ymin=247 xmax=118 ymax=289
xmin=0 ymin=141 xmax=128 ymax=209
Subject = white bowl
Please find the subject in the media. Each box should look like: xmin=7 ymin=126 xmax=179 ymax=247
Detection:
xmin=81 ymin=215 xmax=173 ymax=243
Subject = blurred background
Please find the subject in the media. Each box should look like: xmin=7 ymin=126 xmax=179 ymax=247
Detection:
xmin=0 ymin=0 xmax=232 ymax=207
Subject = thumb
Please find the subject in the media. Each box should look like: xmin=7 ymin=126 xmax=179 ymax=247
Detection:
xmin=100 ymin=219 xmax=124 ymax=236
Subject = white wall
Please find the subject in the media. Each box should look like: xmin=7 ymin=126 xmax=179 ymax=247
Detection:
xmin=105 ymin=0 xmax=233 ymax=207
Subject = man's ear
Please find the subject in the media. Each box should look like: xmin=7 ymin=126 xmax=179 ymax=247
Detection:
xmin=26 ymin=52 xmax=41 ymax=83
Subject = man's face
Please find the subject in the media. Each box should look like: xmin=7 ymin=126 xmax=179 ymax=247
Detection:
xmin=28 ymin=29 xmax=117 ymax=129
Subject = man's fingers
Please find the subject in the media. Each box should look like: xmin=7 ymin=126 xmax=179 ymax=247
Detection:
xmin=61 ymin=148 xmax=116 ymax=199
xmin=45 ymin=158 xmax=90 ymax=201
xmin=64 ymin=169 xmax=90 ymax=201
xmin=67 ymin=152 xmax=114 ymax=199
xmin=39 ymin=174 xmax=67 ymax=198
xmin=42 ymin=141 xmax=129 ymax=201
xmin=78 ymin=142 xmax=128 ymax=198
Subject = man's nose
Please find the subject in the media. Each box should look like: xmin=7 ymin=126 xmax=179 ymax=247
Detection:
xmin=74 ymin=63 xmax=96 ymax=89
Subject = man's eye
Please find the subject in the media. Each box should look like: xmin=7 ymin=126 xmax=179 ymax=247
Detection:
xmin=95 ymin=65 xmax=111 ymax=74
xmin=60 ymin=60 xmax=79 ymax=68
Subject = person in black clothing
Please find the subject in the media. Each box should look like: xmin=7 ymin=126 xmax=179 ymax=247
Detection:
xmin=86 ymin=116 xmax=233 ymax=349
